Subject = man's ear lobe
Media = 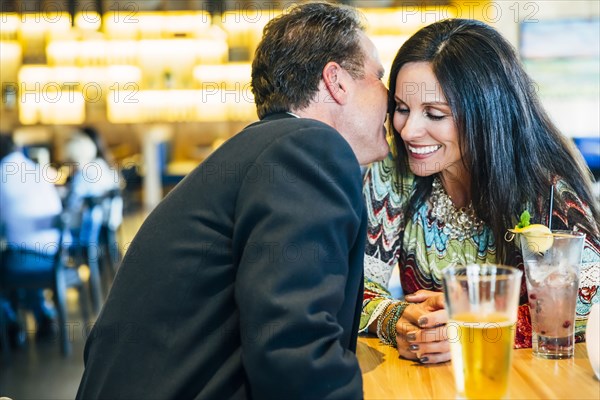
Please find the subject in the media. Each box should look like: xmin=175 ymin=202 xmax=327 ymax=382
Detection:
xmin=323 ymin=61 xmax=349 ymax=105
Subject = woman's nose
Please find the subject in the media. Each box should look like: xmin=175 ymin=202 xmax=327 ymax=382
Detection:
xmin=400 ymin=113 xmax=426 ymax=141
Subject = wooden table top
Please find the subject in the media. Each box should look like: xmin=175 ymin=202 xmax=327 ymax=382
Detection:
xmin=357 ymin=335 xmax=600 ymax=399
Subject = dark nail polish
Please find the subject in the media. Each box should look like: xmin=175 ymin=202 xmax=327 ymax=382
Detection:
xmin=409 ymin=344 xmax=419 ymax=351
xmin=407 ymin=333 xmax=416 ymax=341
xmin=418 ymin=317 xmax=428 ymax=327
xmin=419 ymin=356 xmax=429 ymax=363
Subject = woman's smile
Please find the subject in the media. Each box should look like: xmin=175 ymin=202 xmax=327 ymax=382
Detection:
xmin=407 ymin=144 xmax=442 ymax=156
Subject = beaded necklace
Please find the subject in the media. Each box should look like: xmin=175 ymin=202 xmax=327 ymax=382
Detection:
xmin=430 ymin=176 xmax=484 ymax=240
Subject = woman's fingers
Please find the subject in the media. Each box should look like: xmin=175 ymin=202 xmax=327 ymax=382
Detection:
xmin=406 ymin=326 xmax=449 ymax=343
xmin=396 ymin=339 xmax=420 ymax=361
xmin=401 ymin=303 xmax=425 ymax=325
xmin=411 ymin=338 xmax=450 ymax=357
xmin=393 ymin=310 xmax=451 ymax=364
xmin=404 ymin=289 xmax=439 ymax=303
xmin=417 ymin=351 xmax=451 ymax=364
xmin=395 ymin=315 xmax=419 ymax=337
xmin=395 ymin=317 xmax=420 ymax=360
xmin=417 ymin=309 xmax=448 ymax=329
xmin=402 ymin=295 xmax=447 ymax=326
xmin=423 ymin=292 xmax=445 ymax=310
xmin=397 ymin=334 xmax=451 ymax=364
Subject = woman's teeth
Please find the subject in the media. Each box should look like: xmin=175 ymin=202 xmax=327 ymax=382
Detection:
xmin=408 ymin=145 xmax=441 ymax=155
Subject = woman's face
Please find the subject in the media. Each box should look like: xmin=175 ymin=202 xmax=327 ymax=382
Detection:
xmin=392 ymin=62 xmax=464 ymax=180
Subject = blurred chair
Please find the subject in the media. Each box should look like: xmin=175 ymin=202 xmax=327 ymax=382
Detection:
xmin=67 ymin=195 xmax=105 ymax=314
xmin=0 ymin=212 xmax=90 ymax=357
xmin=0 ymin=293 xmax=10 ymax=357
xmin=100 ymin=189 xmax=123 ymax=278
xmin=97 ymin=188 xmax=123 ymax=296
xmin=157 ymin=140 xmax=187 ymax=187
xmin=119 ymin=154 xmax=143 ymax=214
xmin=0 ymin=222 xmax=11 ymax=357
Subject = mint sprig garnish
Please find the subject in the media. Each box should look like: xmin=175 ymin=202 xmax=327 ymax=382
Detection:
xmin=517 ymin=210 xmax=531 ymax=229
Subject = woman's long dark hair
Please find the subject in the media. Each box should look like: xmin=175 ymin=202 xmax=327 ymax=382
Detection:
xmin=388 ymin=19 xmax=599 ymax=262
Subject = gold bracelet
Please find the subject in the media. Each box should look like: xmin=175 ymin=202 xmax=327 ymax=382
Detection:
xmin=386 ymin=302 xmax=410 ymax=348
xmin=376 ymin=304 xmax=396 ymax=345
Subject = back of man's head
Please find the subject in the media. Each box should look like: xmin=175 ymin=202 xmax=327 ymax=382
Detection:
xmin=251 ymin=1 xmax=366 ymax=119
xmin=65 ymin=132 xmax=98 ymax=166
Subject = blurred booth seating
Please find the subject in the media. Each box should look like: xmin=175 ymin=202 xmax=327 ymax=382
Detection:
xmin=573 ymin=137 xmax=600 ymax=176
xmin=157 ymin=140 xmax=187 ymax=187
xmin=0 ymin=212 xmax=92 ymax=357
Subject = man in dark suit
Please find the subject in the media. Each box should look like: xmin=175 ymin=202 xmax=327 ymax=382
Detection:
xmin=76 ymin=2 xmax=389 ymax=399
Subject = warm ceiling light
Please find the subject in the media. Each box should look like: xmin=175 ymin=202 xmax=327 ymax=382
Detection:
xmin=75 ymin=11 xmax=101 ymax=31
xmin=0 ymin=41 xmax=22 ymax=83
xmin=46 ymin=40 xmax=80 ymax=65
xmin=103 ymin=10 xmax=213 ymax=39
xmin=193 ymin=63 xmax=251 ymax=90
xmin=0 ymin=14 xmax=20 ymax=40
xmin=19 ymin=89 xmax=86 ymax=125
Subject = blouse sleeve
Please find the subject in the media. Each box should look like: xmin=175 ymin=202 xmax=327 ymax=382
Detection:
xmin=360 ymin=155 xmax=413 ymax=332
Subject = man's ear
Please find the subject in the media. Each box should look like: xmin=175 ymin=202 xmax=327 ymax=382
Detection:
xmin=322 ymin=61 xmax=349 ymax=105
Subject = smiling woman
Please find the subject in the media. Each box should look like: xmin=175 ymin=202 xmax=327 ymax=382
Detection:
xmin=360 ymin=18 xmax=600 ymax=366
xmin=392 ymin=61 xmax=465 ymax=202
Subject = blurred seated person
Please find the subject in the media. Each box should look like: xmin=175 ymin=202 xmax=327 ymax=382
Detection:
xmin=65 ymin=131 xmax=122 ymax=267
xmin=0 ymin=132 xmax=62 ymax=342
xmin=64 ymin=128 xmax=123 ymax=231
xmin=360 ymin=19 xmax=600 ymax=364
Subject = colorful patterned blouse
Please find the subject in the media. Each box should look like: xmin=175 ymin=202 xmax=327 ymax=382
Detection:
xmin=360 ymin=155 xmax=600 ymax=348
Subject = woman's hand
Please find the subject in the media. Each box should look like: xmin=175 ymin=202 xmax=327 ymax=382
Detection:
xmin=394 ymin=290 xmax=450 ymax=364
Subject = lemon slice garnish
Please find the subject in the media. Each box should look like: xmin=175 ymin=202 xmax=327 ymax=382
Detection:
xmin=510 ymin=224 xmax=554 ymax=253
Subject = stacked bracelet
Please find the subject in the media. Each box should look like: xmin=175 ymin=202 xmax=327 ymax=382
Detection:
xmin=376 ymin=303 xmax=397 ymax=345
xmin=377 ymin=301 xmax=409 ymax=347
xmin=386 ymin=302 xmax=409 ymax=348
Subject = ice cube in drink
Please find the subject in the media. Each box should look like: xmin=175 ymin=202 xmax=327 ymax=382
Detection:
xmin=526 ymin=267 xmax=579 ymax=359
xmin=520 ymin=231 xmax=584 ymax=359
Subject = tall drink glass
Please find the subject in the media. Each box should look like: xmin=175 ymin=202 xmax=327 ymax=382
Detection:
xmin=442 ymin=264 xmax=522 ymax=400
xmin=520 ymin=230 xmax=584 ymax=359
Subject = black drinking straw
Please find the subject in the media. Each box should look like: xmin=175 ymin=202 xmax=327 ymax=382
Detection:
xmin=548 ymin=185 xmax=554 ymax=231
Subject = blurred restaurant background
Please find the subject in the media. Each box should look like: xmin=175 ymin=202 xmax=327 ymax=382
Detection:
xmin=0 ymin=0 xmax=599 ymax=398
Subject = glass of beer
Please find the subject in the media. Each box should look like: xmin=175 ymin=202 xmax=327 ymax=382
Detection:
xmin=442 ymin=264 xmax=522 ymax=400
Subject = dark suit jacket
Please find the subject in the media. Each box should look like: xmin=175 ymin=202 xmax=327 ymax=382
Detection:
xmin=76 ymin=113 xmax=366 ymax=399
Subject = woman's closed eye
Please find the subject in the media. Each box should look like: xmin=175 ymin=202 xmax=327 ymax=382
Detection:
xmin=395 ymin=105 xmax=409 ymax=114
xmin=424 ymin=108 xmax=447 ymax=121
